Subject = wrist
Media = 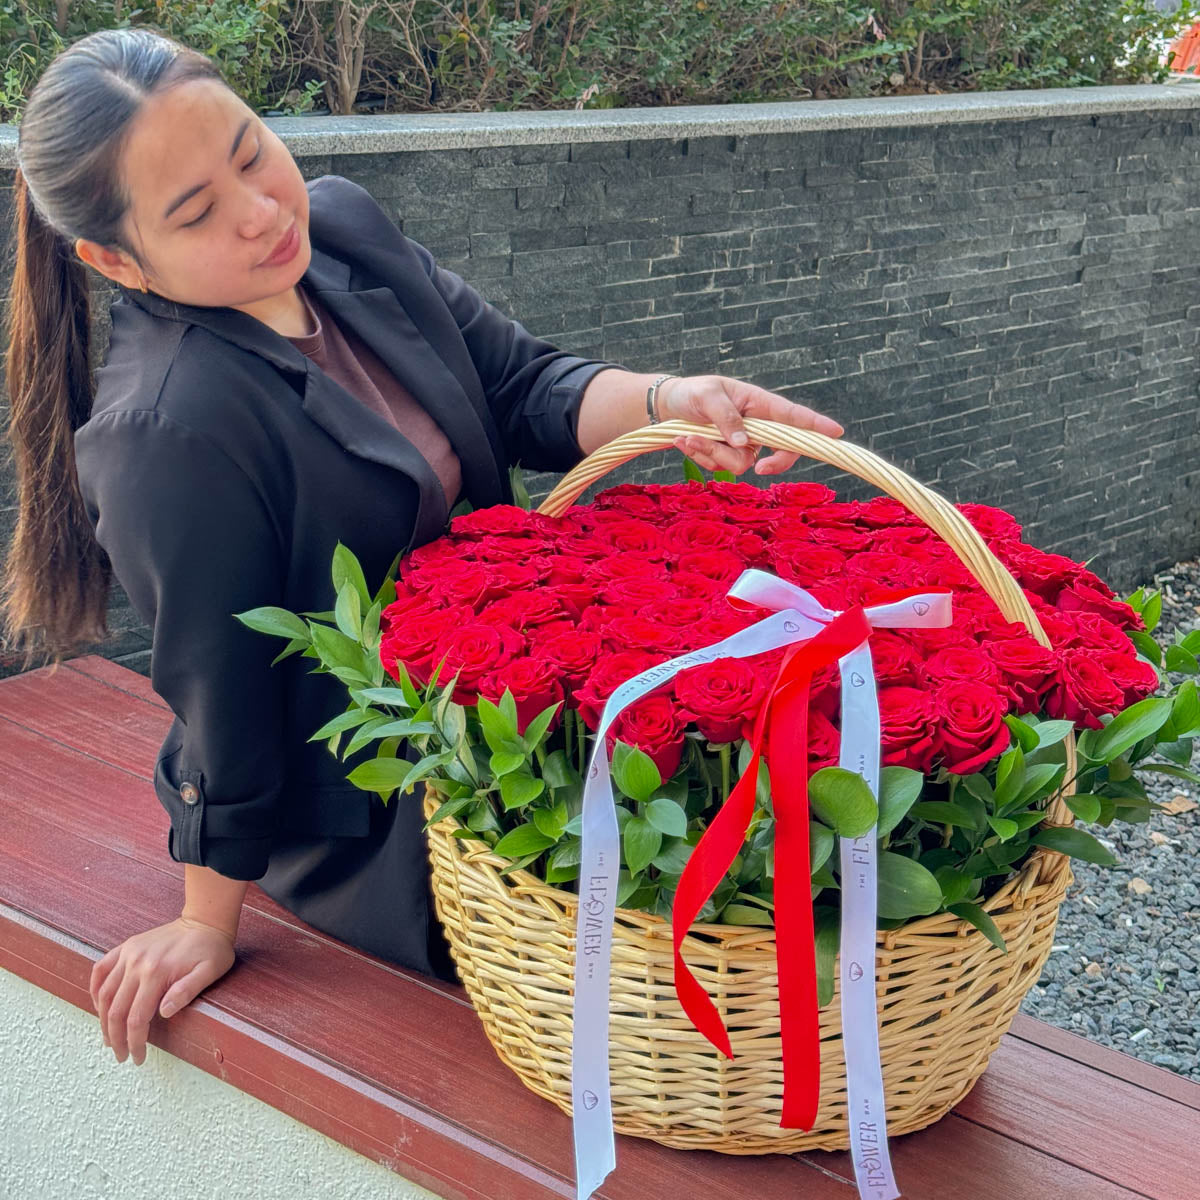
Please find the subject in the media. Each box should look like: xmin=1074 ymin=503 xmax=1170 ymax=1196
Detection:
xmin=179 ymin=913 xmax=238 ymax=943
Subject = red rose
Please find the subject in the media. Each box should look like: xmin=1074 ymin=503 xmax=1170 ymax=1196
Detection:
xmin=380 ymin=603 xmax=476 ymax=683
xmin=707 ymin=480 xmax=769 ymax=506
xmin=805 ymin=709 xmax=842 ymax=773
xmin=955 ymin=502 xmax=1023 ymax=541
xmin=877 ymin=686 xmax=940 ymax=770
xmin=433 ymin=562 xmax=502 ymax=609
xmin=857 ymin=496 xmax=922 ymax=528
xmin=677 ymin=549 xmax=747 ymax=585
xmin=675 ymin=657 xmax=767 ymax=743
xmin=606 ymin=693 xmax=687 ymax=779
xmin=597 ymin=615 xmax=687 ymax=656
xmin=478 ymin=657 xmax=565 ymax=736
xmin=591 ymin=517 xmax=668 ymax=557
xmin=768 ymin=481 xmax=836 ymax=508
xmin=477 ymin=591 xmax=565 ymax=631
xmin=647 ymin=596 xmax=713 ymax=628
xmin=922 ymin=644 xmax=1002 ymax=690
xmin=588 ymin=551 xmax=664 ymax=581
xmin=672 ymin=517 xmax=741 ymax=553
xmin=768 ymin=544 xmax=847 ymax=588
xmin=592 ymin=485 xmax=662 ymax=519
xmin=719 ymin=502 xmax=777 ymax=531
xmin=1056 ymin=581 xmax=1145 ymax=631
xmin=534 ymin=628 xmax=605 ymax=691
xmin=1059 ymin=610 xmax=1137 ymax=654
xmin=1045 ymin=650 xmax=1128 ymax=730
xmin=575 ymin=651 xmax=669 ymax=730
xmin=672 ymin=569 xmax=725 ymax=601
xmin=986 ymin=637 xmax=1059 ymax=714
xmin=430 ymin=622 xmax=525 ymax=703
xmin=658 ymin=483 xmax=719 ymax=515
xmin=449 ymin=505 xmax=550 ymax=538
xmin=599 ymin=575 xmax=676 ymax=609
xmin=869 ymin=632 xmax=921 ymax=688
xmin=935 ymin=680 xmax=1011 ymax=775
xmin=1093 ymin=650 xmax=1160 ymax=709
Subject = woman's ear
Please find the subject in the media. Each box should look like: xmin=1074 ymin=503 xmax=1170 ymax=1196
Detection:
xmin=74 ymin=237 xmax=144 ymax=289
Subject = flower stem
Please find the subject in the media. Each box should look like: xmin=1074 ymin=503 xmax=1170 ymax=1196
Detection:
xmin=720 ymin=742 xmax=731 ymax=800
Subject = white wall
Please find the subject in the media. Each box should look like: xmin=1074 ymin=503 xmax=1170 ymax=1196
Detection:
xmin=0 ymin=967 xmax=444 ymax=1200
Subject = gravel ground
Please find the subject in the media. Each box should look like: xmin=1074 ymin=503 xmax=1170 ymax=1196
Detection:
xmin=1018 ymin=558 xmax=1200 ymax=1081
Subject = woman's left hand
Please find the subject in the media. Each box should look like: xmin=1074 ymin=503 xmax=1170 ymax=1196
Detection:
xmin=656 ymin=374 xmax=845 ymax=476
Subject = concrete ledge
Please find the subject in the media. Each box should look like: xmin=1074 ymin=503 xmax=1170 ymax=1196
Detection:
xmin=2 ymin=84 xmax=1200 ymax=163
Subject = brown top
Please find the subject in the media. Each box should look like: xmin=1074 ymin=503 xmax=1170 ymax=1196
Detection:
xmin=285 ymin=283 xmax=462 ymax=516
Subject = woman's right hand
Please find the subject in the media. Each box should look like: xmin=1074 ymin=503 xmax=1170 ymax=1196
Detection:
xmin=89 ymin=916 xmax=237 ymax=1066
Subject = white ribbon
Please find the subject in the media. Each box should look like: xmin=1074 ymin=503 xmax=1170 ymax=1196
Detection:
xmin=570 ymin=569 xmax=952 ymax=1200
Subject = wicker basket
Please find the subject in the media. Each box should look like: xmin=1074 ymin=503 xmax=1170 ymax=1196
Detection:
xmin=421 ymin=418 xmax=1077 ymax=1153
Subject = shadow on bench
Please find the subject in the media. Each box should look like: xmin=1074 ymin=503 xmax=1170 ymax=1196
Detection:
xmin=2 ymin=655 xmax=1197 ymax=1199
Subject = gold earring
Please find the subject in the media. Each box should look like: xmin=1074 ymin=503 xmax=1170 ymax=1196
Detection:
xmin=138 ymin=275 xmax=148 ymax=294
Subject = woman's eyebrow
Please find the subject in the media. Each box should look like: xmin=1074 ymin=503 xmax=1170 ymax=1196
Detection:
xmin=162 ymin=117 xmax=252 ymax=221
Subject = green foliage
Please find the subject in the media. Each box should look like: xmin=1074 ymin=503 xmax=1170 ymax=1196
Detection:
xmin=1 ymin=0 xmax=1193 ymax=122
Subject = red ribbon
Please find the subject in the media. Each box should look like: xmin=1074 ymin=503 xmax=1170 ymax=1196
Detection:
xmin=670 ymin=604 xmax=874 ymax=1129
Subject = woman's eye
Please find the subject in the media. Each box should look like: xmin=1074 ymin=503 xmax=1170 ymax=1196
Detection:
xmin=181 ymin=148 xmax=263 ymax=228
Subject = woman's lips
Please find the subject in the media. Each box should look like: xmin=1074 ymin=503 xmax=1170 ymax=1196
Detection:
xmin=260 ymin=221 xmax=299 ymax=267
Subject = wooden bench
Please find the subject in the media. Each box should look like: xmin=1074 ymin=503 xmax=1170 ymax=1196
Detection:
xmin=2 ymin=654 xmax=1198 ymax=1199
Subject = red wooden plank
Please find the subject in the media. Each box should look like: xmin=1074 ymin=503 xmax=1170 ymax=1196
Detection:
xmin=1009 ymin=1013 xmax=1200 ymax=1112
xmin=0 ymin=805 xmax=841 ymax=1200
xmin=953 ymin=1036 xmax=1198 ymax=1200
xmin=61 ymin=653 xmax=170 ymax=711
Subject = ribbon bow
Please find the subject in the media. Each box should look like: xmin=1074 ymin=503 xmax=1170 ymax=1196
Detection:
xmin=570 ymin=569 xmax=952 ymax=1200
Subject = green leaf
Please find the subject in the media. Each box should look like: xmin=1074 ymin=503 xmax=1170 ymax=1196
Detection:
xmin=1031 ymin=826 xmax=1118 ymax=865
xmin=476 ymin=695 xmax=521 ymax=754
xmin=1128 ymin=630 xmax=1162 ymax=667
xmin=270 ymin=637 xmax=309 ymax=666
xmin=910 ymin=801 xmax=979 ymax=829
xmin=986 ymin=815 xmax=1019 ymax=841
xmin=344 ymin=715 xmax=397 ymax=757
xmin=947 ymin=902 xmax=1007 ymax=954
xmin=310 ymin=623 xmax=368 ymax=674
xmin=352 ymin=685 xmax=414 ymax=709
xmin=499 ymin=771 xmax=544 ymax=811
xmin=877 ymin=767 xmax=923 ymax=837
xmin=521 ymin=700 xmax=563 ymax=752
xmin=489 ymin=750 xmax=526 ymax=777
xmin=934 ymin=866 xmax=972 ymax=907
xmin=508 ymin=462 xmax=533 ymax=511
xmin=808 ymin=767 xmax=878 ymax=838
xmin=345 ymin=756 xmax=412 ymax=793
xmin=532 ymin=802 xmax=568 ymax=841
xmin=682 ymin=456 xmax=705 ymax=483
xmin=645 ymin=796 xmax=687 ymax=838
xmin=498 ymin=689 xmax=519 ymax=733
xmin=809 ymin=820 xmax=835 ymax=874
xmin=1139 ymin=763 xmax=1200 ymax=785
xmin=993 ymin=746 xmax=1026 ymax=812
xmin=611 ymin=741 xmax=662 ymax=804
xmin=332 ymin=541 xmax=371 ymax=609
xmin=1004 ymin=715 xmax=1039 ymax=753
xmin=1171 ymin=681 xmax=1200 ymax=739
xmin=1165 ymin=645 xmax=1199 ymax=674
xmin=421 ymin=794 xmax=477 ymax=831
xmin=334 ymin=582 xmax=363 ymax=642
xmin=233 ymin=605 xmax=311 ymax=642
xmin=876 ymin=851 xmax=944 ymax=920
xmin=719 ymin=903 xmax=774 ymax=926
xmin=651 ymin=835 xmax=695 ymax=876
xmin=712 ymin=469 xmax=736 ymax=483
xmin=1032 ymin=720 xmax=1076 ymax=751
xmin=623 ymin=816 xmax=662 ymax=874
xmin=1003 ymin=762 xmax=1067 ymax=815
xmin=492 ymin=823 xmax=555 ymax=860
xmin=1142 ymin=590 xmax=1162 ymax=634
xmin=961 ymin=773 xmax=995 ymax=807
xmin=307 ymin=708 xmax=377 ymax=741
xmin=814 ymin=907 xmax=839 ymax=1007
xmin=1085 ymin=697 xmax=1173 ymax=764
xmin=1065 ymin=793 xmax=1103 ymax=824
xmin=542 ymin=748 xmax=581 ymax=791
xmin=549 ymin=836 xmax=582 ymax=871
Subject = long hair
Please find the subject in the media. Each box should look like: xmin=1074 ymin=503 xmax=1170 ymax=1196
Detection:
xmin=1 ymin=28 xmax=226 ymax=672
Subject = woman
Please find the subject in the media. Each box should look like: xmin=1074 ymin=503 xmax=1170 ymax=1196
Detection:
xmin=0 ymin=28 xmax=844 ymax=1069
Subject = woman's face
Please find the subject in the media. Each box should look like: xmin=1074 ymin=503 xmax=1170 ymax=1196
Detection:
xmin=74 ymin=77 xmax=311 ymax=327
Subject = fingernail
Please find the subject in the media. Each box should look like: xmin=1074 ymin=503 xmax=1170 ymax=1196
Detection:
xmin=160 ymin=1004 xmax=174 ymax=1018
xmin=731 ymin=432 xmax=748 ymax=446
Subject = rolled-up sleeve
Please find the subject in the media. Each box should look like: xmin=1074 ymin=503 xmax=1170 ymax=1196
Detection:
xmin=405 ymin=237 xmax=627 ymax=472
xmin=74 ymin=408 xmax=287 ymax=880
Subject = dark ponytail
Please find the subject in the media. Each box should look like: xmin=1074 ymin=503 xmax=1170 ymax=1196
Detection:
xmin=0 ymin=28 xmax=226 ymax=672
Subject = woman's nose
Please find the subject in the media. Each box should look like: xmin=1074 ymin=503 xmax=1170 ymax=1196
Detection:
xmin=239 ymin=190 xmax=280 ymax=238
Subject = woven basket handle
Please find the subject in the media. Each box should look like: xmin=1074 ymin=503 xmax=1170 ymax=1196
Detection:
xmin=537 ymin=417 xmax=1076 ymax=829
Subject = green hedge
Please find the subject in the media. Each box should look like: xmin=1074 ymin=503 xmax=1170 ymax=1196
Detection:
xmin=2 ymin=0 xmax=1196 ymax=122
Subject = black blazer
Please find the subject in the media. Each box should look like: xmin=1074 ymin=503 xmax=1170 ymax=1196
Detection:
xmin=75 ymin=173 xmax=623 ymax=881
